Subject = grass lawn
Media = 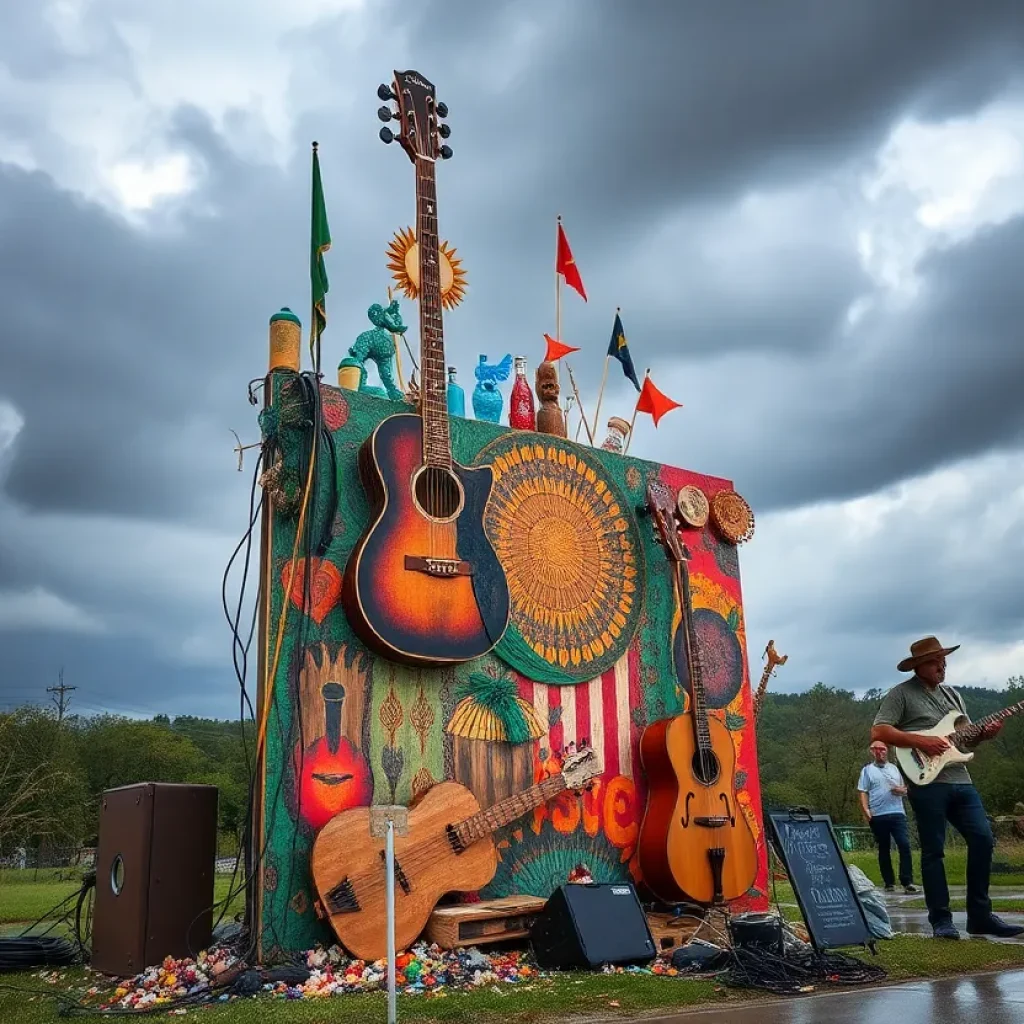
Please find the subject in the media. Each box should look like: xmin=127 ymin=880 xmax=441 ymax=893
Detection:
xmin=0 ymin=869 xmax=244 ymax=928
xmin=4 ymin=936 xmax=1024 ymax=1024
xmin=843 ymin=846 xmax=1024 ymax=888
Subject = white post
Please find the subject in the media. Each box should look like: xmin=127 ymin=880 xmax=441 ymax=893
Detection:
xmin=385 ymin=817 xmax=397 ymax=1024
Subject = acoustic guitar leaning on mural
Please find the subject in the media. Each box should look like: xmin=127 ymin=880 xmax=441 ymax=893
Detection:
xmin=637 ymin=481 xmax=758 ymax=906
xmin=341 ymin=69 xmax=511 ymax=668
xmin=310 ymin=747 xmax=602 ymax=961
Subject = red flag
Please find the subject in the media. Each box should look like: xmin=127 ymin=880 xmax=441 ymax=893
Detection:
xmin=556 ymin=221 xmax=587 ymax=302
xmin=636 ymin=376 xmax=682 ymax=427
xmin=543 ymin=334 xmax=580 ymax=362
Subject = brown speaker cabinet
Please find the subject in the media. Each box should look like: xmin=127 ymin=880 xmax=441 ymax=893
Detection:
xmin=91 ymin=783 xmax=219 ymax=976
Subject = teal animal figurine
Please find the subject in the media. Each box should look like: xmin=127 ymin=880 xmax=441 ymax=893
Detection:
xmin=472 ymin=353 xmax=512 ymax=422
xmin=347 ymin=300 xmax=407 ymax=401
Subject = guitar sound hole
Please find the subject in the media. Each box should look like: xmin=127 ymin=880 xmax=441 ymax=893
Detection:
xmin=414 ymin=467 xmax=462 ymax=520
xmin=692 ymin=749 xmax=721 ymax=786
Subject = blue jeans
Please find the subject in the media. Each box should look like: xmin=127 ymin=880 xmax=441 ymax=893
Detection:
xmin=869 ymin=813 xmax=914 ymax=887
xmin=907 ymin=783 xmax=994 ymax=926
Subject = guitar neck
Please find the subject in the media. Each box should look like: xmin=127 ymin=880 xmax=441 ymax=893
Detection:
xmin=752 ymin=664 xmax=772 ymax=719
xmin=674 ymin=560 xmax=711 ymax=750
xmin=414 ymin=158 xmax=450 ymax=468
xmin=957 ymin=699 xmax=1024 ymax=740
xmin=453 ymin=775 xmax=568 ymax=848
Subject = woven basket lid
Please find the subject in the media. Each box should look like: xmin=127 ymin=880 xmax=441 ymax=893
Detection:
xmin=710 ymin=489 xmax=755 ymax=545
xmin=677 ymin=485 xmax=710 ymax=527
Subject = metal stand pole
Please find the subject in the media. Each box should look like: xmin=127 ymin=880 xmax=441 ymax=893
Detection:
xmin=385 ymin=818 xmax=397 ymax=1024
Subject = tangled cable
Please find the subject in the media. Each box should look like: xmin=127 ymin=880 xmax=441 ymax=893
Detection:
xmin=723 ymin=943 xmax=886 ymax=995
xmin=0 ymin=937 xmax=80 ymax=972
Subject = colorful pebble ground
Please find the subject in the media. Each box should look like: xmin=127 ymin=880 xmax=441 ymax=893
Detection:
xmin=43 ymin=941 xmax=686 ymax=1011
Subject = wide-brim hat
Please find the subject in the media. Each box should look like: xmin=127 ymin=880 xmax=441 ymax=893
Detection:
xmin=897 ymin=636 xmax=960 ymax=673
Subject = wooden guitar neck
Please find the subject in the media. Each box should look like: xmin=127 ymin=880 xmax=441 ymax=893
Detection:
xmin=753 ymin=640 xmax=788 ymax=720
xmin=413 ymin=158 xmax=451 ymax=468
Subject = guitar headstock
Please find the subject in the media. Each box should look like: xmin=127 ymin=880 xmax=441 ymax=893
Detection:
xmin=561 ymin=746 xmax=602 ymax=790
xmin=377 ymin=70 xmax=452 ymax=163
xmin=764 ymin=639 xmax=789 ymax=671
xmin=645 ymin=480 xmax=689 ymax=565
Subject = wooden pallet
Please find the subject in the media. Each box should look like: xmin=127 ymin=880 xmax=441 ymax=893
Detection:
xmin=425 ymin=896 xmax=548 ymax=949
xmin=646 ymin=912 xmax=703 ymax=953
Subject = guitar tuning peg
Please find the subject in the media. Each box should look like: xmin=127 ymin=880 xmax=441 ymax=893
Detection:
xmin=436 ymin=101 xmax=449 ymax=118
xmin=379 ymin=126 xmax=395 ymax=144
xmin=439 ymin=144 xmax=453 ymax=160
xmin=438 ymin=123 xmax=451 ymax=138
xmin=377 ymin=105 xmax=396 ymax=123
xmin=377 ymin=83 xmax=396 ymax=101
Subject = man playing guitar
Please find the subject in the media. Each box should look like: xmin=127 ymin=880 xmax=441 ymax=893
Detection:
xmin=871 ymin=636 xmax=1022 ymax=940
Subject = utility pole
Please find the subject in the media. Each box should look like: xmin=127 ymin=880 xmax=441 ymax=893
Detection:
xmin=46 ymin=668 xmax=76 ymax=724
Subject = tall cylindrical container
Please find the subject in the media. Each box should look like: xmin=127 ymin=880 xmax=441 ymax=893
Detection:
xmin=508 ymin=356 xmax=536 ymax=430
xmin=269 ymin=308 xmax=301 ymax=372
xmin=447 ymin=366 xmax=466 ymax=417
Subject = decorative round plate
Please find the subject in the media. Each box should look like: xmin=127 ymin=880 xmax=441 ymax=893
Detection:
xmin=677 ymin=485 xmax=709 ymax=528
xmin=710 ymin=489 xmax=755 ymax=545
xmin=675 ymin=608 xmax=744 ymax=709
xmin=476 ymin=435 xmax=644 ymax=682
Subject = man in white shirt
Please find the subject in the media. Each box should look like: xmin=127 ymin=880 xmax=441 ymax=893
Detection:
xmin=858 ymin=740 xmax=918 ymax=894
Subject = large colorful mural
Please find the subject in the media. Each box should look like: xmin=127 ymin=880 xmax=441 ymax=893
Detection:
xmin=256 ymin=378 xmax=767 ymax=957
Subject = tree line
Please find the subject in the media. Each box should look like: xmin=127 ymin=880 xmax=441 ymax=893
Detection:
xmin=2 ymin=678 xmax=1022 ymax=858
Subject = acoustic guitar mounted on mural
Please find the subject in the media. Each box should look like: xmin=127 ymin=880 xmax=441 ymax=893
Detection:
xmin=310 ymin=746 xmax=602 ymax=960
xmin=341 ymin=70 xmax=512 ymax=667
xmin=637 ymin=481 xmax=758 ymax=906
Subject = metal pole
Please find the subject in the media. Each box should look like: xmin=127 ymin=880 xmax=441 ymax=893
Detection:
xmin=385 ymin=818 xmax=397 ymax=1024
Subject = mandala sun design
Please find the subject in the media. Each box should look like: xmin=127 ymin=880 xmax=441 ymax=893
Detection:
xmin=477 ymin=436 xmax=643 ymax=680
xmin=386 ymin=226 xmax=467 ymax=310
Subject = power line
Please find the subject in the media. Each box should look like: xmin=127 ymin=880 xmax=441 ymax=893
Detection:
xmin=45 ymin=668 xmax=76 ymax=725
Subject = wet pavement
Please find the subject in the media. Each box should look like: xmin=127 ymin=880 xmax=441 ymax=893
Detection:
xmin=642 ymin=970 xmax=1024 ymax=1022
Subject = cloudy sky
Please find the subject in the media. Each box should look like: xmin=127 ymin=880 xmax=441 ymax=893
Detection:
xmin=1 ymin=0 xmax=1023 ymax=719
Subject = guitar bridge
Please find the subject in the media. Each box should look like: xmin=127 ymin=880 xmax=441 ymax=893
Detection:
xmin=379 ymin=850 xmax=411 ymax=894
xmin=325 ymin=877 xmax=360 ymax=914
xmin=693 ymin=816 xmax=728 ymax=828
xmin=405 ymin=555 xmax=473 ymax=577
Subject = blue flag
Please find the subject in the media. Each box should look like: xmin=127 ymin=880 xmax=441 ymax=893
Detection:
xmin=607 ymin=312 xmax=641 ymax=391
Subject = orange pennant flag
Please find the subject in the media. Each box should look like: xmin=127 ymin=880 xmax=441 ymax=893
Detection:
xmin=543 ymin=334 xmax=580 ymax=362
xmin=636 ymin=375 xmax=682 ymax=427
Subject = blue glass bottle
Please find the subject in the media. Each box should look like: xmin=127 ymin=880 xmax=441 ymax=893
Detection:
xmin=446 ymin=365 xmax=465 ymax=417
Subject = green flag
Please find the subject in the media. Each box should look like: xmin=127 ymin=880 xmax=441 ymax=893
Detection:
xmin=310 ymin=143 xmax=331 ymax=347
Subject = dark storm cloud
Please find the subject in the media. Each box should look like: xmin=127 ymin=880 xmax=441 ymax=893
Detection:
xmin=706 ymin=214 xmax=1024 ymax=514
xmin=387 ymin=0 xmax=1024 ymax=238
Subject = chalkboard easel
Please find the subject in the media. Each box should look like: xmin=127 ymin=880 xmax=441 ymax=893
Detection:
xmin=767 ymin=808 xmax=876 ymax=955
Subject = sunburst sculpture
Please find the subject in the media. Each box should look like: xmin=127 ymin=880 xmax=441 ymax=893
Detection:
xmin=386 ymin=226 xmax=468 ymax=310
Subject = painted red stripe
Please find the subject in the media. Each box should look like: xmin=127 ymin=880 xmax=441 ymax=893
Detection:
xmin=575 ymin=680 xmax=591 ymax=752
xmin=601 ymin=668 xmax=620 ymax=778
xmin=627 ymin=641 xmax=645 ymax=801
xmin=548 ymin=685 xmax=563 ymax=756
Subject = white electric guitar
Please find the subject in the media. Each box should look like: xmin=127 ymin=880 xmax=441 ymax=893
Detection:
xmin=894 ymin=699 xmax=1024 ymax=786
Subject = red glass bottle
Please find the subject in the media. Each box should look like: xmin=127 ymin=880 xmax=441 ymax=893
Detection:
xmin=509 ymin=355 xmax=536 ymax=429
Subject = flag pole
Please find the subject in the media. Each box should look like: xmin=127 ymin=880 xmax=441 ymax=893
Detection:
xmin=622 ymin=368 xmax=650 ymax=456
xmin=565 ymin=361 xmax=594 ymax=445
xmin=555 ymin=215 xmax=562 ymax=349
xmin=591 ymin=305 xmax=618 ymax=441
xmin=310 ymin=141 xmax=320 ymax=376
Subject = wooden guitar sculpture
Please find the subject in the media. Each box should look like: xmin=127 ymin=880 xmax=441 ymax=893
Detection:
xmin=637 ymin=481 xmax=758 ymax=906
xmin=894 ymin=697 xmax=1024 ymax=786
xmin=341 ymin=70 xmax=511 ymax=667
xmin=310 ymin=747 xmax=602 ymax=960
xmin=752 ymin=640 xmax=788 ymax=720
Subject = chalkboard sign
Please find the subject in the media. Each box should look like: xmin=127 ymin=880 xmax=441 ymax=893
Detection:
xmin=767 ymin=809 xmax=874 ymax=953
